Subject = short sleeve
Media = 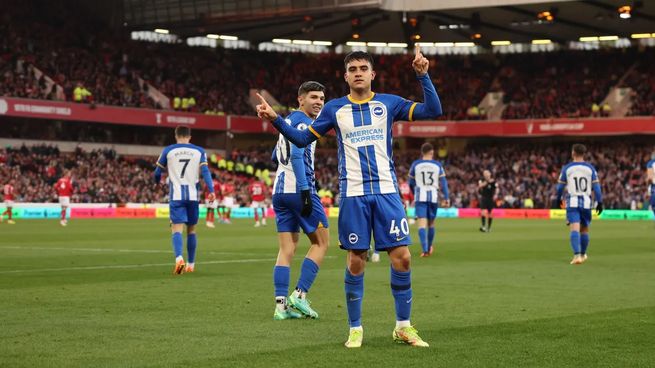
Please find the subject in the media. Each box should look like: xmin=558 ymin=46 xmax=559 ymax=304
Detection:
xmin=308 ymin=103 xmax=335 ymax=138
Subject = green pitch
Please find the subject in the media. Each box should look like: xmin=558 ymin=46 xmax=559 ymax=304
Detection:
xmin=1 ymin=219 xmax=654 ymax=367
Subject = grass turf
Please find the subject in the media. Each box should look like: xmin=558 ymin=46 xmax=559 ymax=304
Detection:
xmin=1 ymin=218 xmax=654 ymax=367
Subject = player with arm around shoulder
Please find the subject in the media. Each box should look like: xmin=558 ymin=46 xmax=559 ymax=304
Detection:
xmin=258 ymin=46 xmax=442 ymax=348
xmin=154 ymin=126 xmax=215 ymax=274
xmin=556 ymin=144 xmax=603 ymax=265
xmin=271 ymin=81 xmax=330 ymax=320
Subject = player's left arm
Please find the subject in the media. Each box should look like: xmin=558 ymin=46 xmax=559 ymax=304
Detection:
xmin=592 ymin=168 xmax=602 ymax=212
xmin=199 ymin=150 xmax=215 ymax=194
xmin=439 ymin=166 xmax=450 ymax=203
xmin=394 ymin=45 xmax=443 ymax=121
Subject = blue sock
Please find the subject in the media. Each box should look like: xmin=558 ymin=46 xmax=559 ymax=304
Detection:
xmin=418 ymin=228 xmax=428 ymax=253
xmin=570 ymin=231 xmax=581 ymax=255
xmin=390 ymin=266 xmax=412 ymax=322
xmin=273 ymin=266 xmax=290 ymax=298
xmin=580 ymin=233 xmax=590 ymax=255
xmin=344 ymin=269 xmax=364 ymax=328
xmin=296 ymin=258 xmax=319 ymax=293
xmin=172 ymin=232 xmax=183 ymax=258
xmin=428 ymin=227 xmax=435 ymax=248
xmin=187 ymin=233 xmax=197 ymax=263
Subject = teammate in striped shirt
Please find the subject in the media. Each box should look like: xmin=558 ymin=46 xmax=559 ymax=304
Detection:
xmin=271 ymin=81 xmax=330 ymax=320
xmin=155 ymin=126 xmax=215 ymax=274
xmin=257 ymin=46 xmax=442 ymax=348
xmin=556 ymin=144 xmax=603 ymax=265
xmin=409 ymin=143 xmax=449 ymax=257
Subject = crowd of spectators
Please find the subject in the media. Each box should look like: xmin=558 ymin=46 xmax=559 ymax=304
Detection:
xmin=4 ymin=1 xmax=655 ymax=120
xmin=622 ymin=48 xmax=655 ymax=117
xmin=2 ymin=140 xmax=652 ymax=209
xmin=1 ymin=145 xmax=163 ymax=203
xmin=497 ymin=49 xmax=637 ymax=119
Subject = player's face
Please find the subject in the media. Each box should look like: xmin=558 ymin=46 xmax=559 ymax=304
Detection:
xmin=344 ymin=59 xmax=375 ymax=93
xmin=299 ymin=91 xmax=325 ymax=118
xmin=483 ymin=170 xmax=491 ymax=180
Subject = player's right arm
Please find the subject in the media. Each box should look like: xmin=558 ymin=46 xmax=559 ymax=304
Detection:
xmin=154 ymin=147 xmax=169 ymax=183
xmin=408 ymin=162 xmax=417 ymax=193
xmin=555 ymin=166 xmax=567 ymax=203
xmin=256 ymin=93 xmax=333 ymax=147
xmin=647 ymin=160 xmax=654 ymax=185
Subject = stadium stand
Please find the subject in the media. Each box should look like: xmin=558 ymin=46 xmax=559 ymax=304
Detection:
xmin=3 ymin=1 xmax=655 ymax=120
xmin=2 ymin=141 xmax=651 ymax=210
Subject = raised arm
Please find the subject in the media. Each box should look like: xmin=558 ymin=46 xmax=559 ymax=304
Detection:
xmin=256 ymin=93 xmax=322 ymax=147
xmin=409 ymin=45 xmax=442 ymax=120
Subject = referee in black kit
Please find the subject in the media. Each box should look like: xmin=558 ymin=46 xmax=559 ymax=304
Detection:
xmin=478 ymin=169 xmax=498 ymax=232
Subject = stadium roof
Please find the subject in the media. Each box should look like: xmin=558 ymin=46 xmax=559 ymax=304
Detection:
xmin=122 ymin=0 xmax=655 ymax=46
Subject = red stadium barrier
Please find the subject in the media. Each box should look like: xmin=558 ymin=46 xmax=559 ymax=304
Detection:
xmin=71 ymin=208 xmax=93 ymax=218
xmin=0 ymin=97 xmax=227 ymax=131
xmin=115 ymin=208 xmax=137 ymax=218
xmin=3 ymin=97 xmax=655 ymax=137
xmin=458 ymin=208 xmax=481 ymax=218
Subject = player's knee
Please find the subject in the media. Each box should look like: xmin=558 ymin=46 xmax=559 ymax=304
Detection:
xmin=393 ymin=253 xmax=411 ymax=271
xmin=348 ymin=252 xmax=367 ymax=274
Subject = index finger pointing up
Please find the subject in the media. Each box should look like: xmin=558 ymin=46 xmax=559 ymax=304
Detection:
xmin=255 ymin=92 xmax=267 ymax=105
xmin=414 ymin=44 xmax=421 ymax=59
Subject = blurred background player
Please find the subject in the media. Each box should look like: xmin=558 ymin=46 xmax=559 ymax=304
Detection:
xmin=221 ymin=180 xmax=235 ymax=224
xmin=478 ymin=170 xmax=498 ymax=232
xmin=647 ymin=151 xmax=655 ymax=219
xmin=249 ymin=179 xmax=268 ymax=227
xmin=2 ymin=179 xmax=16 ymax=224
xmin=271 ymin=81 xmax=330 ymax=320
xmin=154 ymin=126 xmax=215 ymax=274
xmin=409 ymin=143 xmax=449 ymax=257
xmin=257 ymin=46 xmax=441 ymax=348
xmin=55 ymin=171 xmax=73 ymax=226
xmin=556 ymin=144 xmax=603 ymax=265
xmin=204 ymin=174 xmax=221 ymax=228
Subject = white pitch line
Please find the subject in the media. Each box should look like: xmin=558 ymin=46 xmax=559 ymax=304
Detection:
xmin=0 ymin=258 xmax=277 ymax=274
xmin=0 ymin=246 xmax=261 ymax=256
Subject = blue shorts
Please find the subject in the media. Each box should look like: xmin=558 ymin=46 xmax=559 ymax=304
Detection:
xmin=415 ymin=201 xmax=438 ymax=221
xmin=338 ymin=193 xmax=411 ymax=252
xmin=273 ymin=193 xmax=328 ymax=234
xmin=566 ymin=207 xmax=592 ymax=227
xmin=170 ymin=200 xmax=199 ymax=225
xmin=650 ymin=186 xmax=655 ymax=207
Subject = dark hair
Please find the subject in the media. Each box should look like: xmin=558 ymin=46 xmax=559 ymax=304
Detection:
xmin=421 ymin=142 xmax=434 ymax=155
xmin=572 ymin=143 xmax=587 ymax=156
xmin=298 ymin=81 xmax=326 ymax=96
xmin=175 ymin=126 xmax=191 ymax=137
xmin=344 ymin=51 xmax=374 ymax=70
